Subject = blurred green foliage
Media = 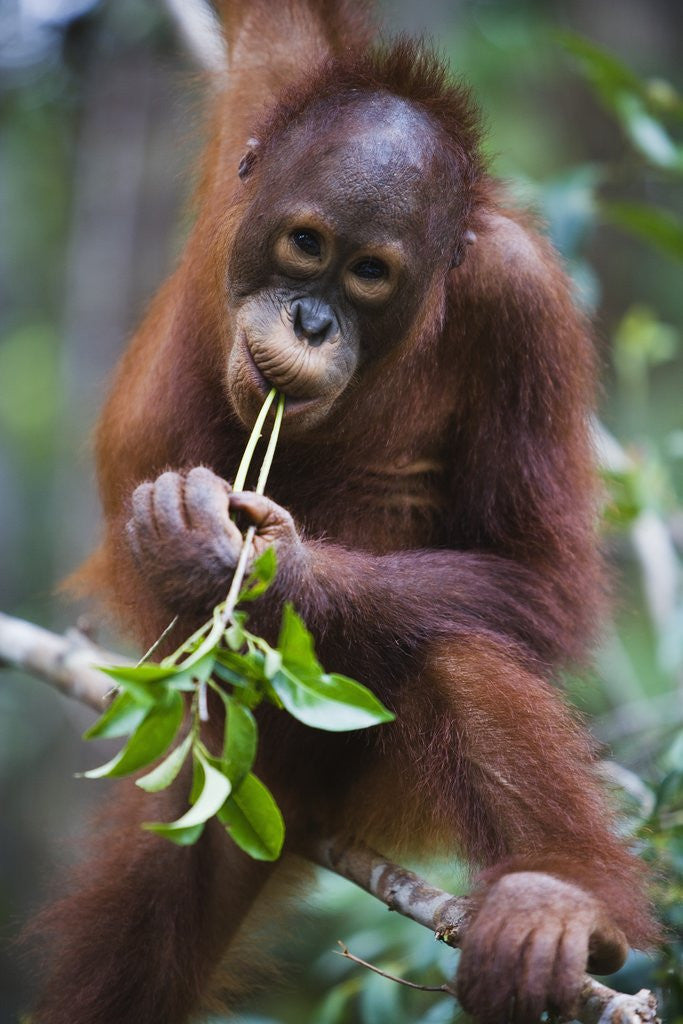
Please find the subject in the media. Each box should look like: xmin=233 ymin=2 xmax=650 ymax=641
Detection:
xmin=1 ymin=3 xmax=682 ymax=1023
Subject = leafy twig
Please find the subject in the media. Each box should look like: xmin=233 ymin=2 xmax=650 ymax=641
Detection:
xmin=198 ymin=390 xmax=284 ymax=717
xmin=0 ymin=613 xmax=661 ymax=1023
xmin=57 ymin=389 xmax=393 ymax=855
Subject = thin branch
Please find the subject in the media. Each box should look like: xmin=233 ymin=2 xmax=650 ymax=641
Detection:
xmin=0 ymin=612 xmax=661 ymax=1024
xmin=336 ymin=941 xmax=457 ymax=996
xmin=233 ymin=387 xmax=277 ymax=492
xmin=136 ymin=614 xmax=178 ymax=666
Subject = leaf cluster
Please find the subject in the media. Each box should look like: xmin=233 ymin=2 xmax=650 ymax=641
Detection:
xmin=84 ymin=548 xmax=393 ymax=859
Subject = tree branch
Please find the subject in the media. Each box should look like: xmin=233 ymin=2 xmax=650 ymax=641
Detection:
xmin=309 ymin=834 xmax=474 ymax=946
xmin=0 ymin=610 xmax=661 ymax=1024
xmin=0 ymin=611 xmax=125 ymax=711
xmin=308 ymin=836 xmax=659 ymax=1024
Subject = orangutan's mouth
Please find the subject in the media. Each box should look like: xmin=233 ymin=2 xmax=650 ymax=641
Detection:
xmin=242 ymin=336 xmax=321 ymax=414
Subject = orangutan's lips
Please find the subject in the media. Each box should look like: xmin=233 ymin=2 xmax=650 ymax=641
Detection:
xmin=242 ymin=335 xmax=320 ymax=414
xmin=243 ymin=336 xmax=270 ymax=397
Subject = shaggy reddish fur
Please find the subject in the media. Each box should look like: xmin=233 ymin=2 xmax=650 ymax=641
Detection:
xmin=30 ymin=3 xmax=658 ymax=1023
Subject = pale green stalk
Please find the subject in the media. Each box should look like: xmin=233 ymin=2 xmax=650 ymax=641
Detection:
xmin=220 ymin=391 xmax=286 ymax=622
xmin=147 ymin=389 xmax=282 ymax=671
xmin=255 ymin=393 xmax=285 ymax=495
xmin=179 ymin=391 xmax=286 ymax=688
xmin=233 ymin=387 xmax=277 ymax=492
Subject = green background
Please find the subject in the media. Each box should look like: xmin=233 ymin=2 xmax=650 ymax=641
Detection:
xmin=0 ymin=1 xmax=682 ymax=1021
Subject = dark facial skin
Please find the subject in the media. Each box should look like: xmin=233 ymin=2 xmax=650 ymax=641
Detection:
xmin=226 ymin=96 xmax=452 ymax=432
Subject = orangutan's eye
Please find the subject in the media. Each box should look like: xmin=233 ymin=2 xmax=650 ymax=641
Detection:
xmin=291 ymin=230 xmax=322 ymax=257
xmin=352 ymin=258 xmax=387 ymax=280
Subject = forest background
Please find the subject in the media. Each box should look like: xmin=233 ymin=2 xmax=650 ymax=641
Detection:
xmin=0 ymin=1 xmax=682 ymax=1021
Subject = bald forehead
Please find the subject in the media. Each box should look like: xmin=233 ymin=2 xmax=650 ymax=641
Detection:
xmin=270 ymin=94 xmax=437 ymax=219
xmin=332 ymin=94 xmax=437 ymax=170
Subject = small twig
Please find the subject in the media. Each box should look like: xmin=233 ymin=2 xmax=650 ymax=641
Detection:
xmin=219 ymin=525 xmax=259 ymax=630
xmin=198 ymin=678 xmax=210 ymax=722
xmin=336 ymin=941 xmax=457 ymax=996
xmin=136 ymin=614 xmax=178 ymax=667
xmin=254 ymin=391 xmax=284 ymax=495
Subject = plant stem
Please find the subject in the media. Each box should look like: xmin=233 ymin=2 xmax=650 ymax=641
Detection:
xmin=233 ymin=388 xmax=277 ymax=492
xmin=137 ymin=615 xmax=178 ymax=667
xmin=255 ymin=392 xmax=285 ymax=495
xmin=154 ymin=390 xmax=282 ymax=672
xmin=193 ymin=391 xmax=285 ymax=715
xmin=163 ymin=617 xmax=212 ymax=667
xmin=336 ymin=943 xmax=457 ymax=996
xmin=220 ymin=391 xmax=286 ymax=627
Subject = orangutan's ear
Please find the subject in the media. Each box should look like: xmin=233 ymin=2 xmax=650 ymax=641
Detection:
xmin=238 ymin=137 xmax=260 ymax=181
xmin=450 ymin=228 xmax=477 ymax=269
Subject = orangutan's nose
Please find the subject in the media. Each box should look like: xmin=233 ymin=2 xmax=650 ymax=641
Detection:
xmin=291 ymin=298 xmax=338 ymax=346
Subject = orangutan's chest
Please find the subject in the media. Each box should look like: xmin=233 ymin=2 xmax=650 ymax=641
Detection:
xmin=297 ymin=457 xmax=448 ymax=553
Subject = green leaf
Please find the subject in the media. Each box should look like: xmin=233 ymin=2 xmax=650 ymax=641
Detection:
xmin=144 ymin=748 xmax=232 ymax=842
xmin=189 ymin=749 xmax=205 ymax=803
xmin=537 ymin=164 xmax=602 ymax=260
xmin=221 ymin=695 xmax=257 ymax=783
xmin=98 ymin=662 xmax=178 ymax=706
xmin=225 ymin=612 xmax=248 ymax=651
xmin=253 ymin=545 xmax=277 ymax=583
xmin=144 ymin=822 xmax=206 ymax=847
xmin=215 ymin=648 xmax=267 ymax=682
xmin=238 ymin=547 xmax=277 ymax=602
xmin=218 ymin=772 xmax=284 ymax=860
xmin=602 ymin=201 xmax=683 ymax=262
xmin=277 ymin=603 xmax=323 ymax=678
xmin=645 ymin=77 xmax=683 ymax=119
xmin=602 ymin=468 xmax=642 ymax=529
xmin=135 ymin=730 xmax=194 ymax=793
xmin=613 ymin=305 xmax=679 ymax=384
xmin=212 ymin=661 xmax=249 ymax=688
xmin=560 ymin=32 xmax=643 ymax=106
xmin=83 ymin=690 xmax=148 ymax=740
xmin=616 ymin=93 xmax=683 ymax=170
xmin=270 ymin=668 xmax=395 ymax=732
xmin=166 ymin=651 xmax=217 ymax=692
xmin=560 ymin=33 xmax=683 ymax=171
xmin=263 ymin=646 xmax=282 ymax=679
xmin=177 ymin=604 xmax=226 ymax=669
xmin=100 ymin=654 xmax=214 ymax=704
xmin=270 ymin=605 xmax=394 ymax=730
xmin=82 ymin=692 xmax=184 ymax=778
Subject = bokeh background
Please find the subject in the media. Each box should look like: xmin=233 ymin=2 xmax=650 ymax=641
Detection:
xmin=1 ymin=1 xmax=682 ymax=1021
